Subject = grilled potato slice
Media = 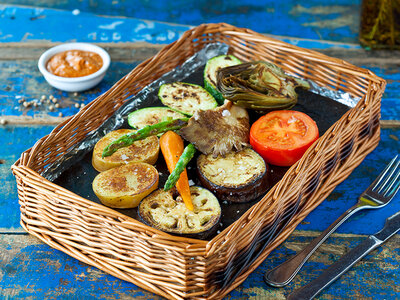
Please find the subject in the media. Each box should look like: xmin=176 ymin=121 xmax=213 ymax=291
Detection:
xmin=197 ymin=147 xmax=268 ymax=202
xmin=139 ymin=186 xmax=221 ymax=237
xmin=92 ymin=129 xmax=159 ymax=172
xmin=92 ymin=162 xmax=159 ymax=208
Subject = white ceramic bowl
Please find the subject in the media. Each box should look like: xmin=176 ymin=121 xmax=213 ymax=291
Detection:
xmin=38 ymin=43 xmax=110 ymax=92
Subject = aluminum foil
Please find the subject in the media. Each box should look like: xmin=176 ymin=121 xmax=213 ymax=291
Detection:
xmin=41 ymin=42 xmax=359 ymax=181
xmin=308 ymin=80 xmax=359 ymax=108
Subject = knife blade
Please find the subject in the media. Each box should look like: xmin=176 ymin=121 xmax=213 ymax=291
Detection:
xmin=288 ymin=210 xmax=400 ymax=300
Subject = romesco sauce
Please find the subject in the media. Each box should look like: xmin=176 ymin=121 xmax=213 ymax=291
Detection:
xmin=46 ymin=50 xmax=103 ymax=77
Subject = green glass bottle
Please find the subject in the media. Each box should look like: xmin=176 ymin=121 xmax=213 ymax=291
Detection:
xmin=359 ymin=0 xmax=400 ymax=49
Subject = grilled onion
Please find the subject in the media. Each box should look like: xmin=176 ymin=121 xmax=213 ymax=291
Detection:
xmin=216 ymin=61 xmax=310 ymax=112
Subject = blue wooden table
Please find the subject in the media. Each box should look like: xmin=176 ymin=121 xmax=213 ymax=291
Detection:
xmin=1 ymin=2 xmax=399 ymax=299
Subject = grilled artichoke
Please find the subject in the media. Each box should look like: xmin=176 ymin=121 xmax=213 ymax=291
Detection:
xmin=216 ymin=61 xmax=310 ymax=112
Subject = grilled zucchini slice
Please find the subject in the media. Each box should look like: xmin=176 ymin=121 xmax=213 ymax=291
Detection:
xmin=92 ymin=162 xmax=159 ymax=209
xmin=158 ymin=82 xmax=217 ymax=116
xmin=139 ymin=186 xmax=221 ymax=237
xmin=92 ymin=129 xmax=159 ymax=172
xmin=204 ymin=55 xmax=242 ymax=104
xmin=197 ymin=148 xmax=269 ymax=202
xmin=127 ymin=106 xmax=187 ymax=129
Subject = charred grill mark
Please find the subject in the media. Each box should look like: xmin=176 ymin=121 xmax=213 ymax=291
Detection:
xmin=208 ymin=74 xmax=216 ymax=86
xmin=137 ymin=169 xmax=155 ymax=184
xmin=150 ymin=202 xmax=159 ymax=209
xmin=108 ymin=176 xmax=129 ymax=192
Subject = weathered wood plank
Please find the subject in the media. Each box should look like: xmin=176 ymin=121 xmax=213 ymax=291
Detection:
xmin=0 ymin=5 xmax=191 ymax=44
xmin=252 ymin=232 xmax=400 ymax=299
xmin=0 ymin=2 xmax=361 ymax=44
xmin=0 ymin=46 xmax=399 ymax=121
xmin=0 ymin=59 xmax=139 ymax=118
xmin=0 ymin=125 xmax=55 ymax=231
xmin=0 ymin=42 xmax=163 ymax=61
xmin=1 ymin=232 xmax=398 ymax=299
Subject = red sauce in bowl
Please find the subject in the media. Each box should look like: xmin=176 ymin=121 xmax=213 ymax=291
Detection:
xmin=46 ymin=50 xmax=103 ymax=78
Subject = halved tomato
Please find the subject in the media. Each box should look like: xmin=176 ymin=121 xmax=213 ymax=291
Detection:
xmin=250 ymin=110 xmax=319 ymax=166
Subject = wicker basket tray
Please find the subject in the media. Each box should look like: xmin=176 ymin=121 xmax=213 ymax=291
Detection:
xmin=12 ymin=23 xmax=385 ymax=300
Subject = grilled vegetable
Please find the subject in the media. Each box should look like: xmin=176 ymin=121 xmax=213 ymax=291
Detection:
xmin=139 ymin=186 xmax=221 ymax=237
xmin=216 ymin=61 xmax=310 ymax=112
xmin=180 ymin=101 xmax=250 ymax=157
xmin=92 ymin=130 xmax=159 ymax=172
xmin=128 ymin=107 xmax=187 ymax=129
xmin=197 ymin=148 xmax=269 ymax=202
xmin=250 ymin=110 xmax=319 ymax=166
xmin=158 ymin=82 xmax=218 ymax=115
xmin=160 ymin=131 xmax=193 ymax=211
xmin=92 ymin=162 xmax=159 ymax=209
xmin=204 ymin=55 xmax=242 ymax=104
xmin=102 ymin=118 xmax=188 ymax=158
xmin=164 ymin=143 xmax=196 ymax=191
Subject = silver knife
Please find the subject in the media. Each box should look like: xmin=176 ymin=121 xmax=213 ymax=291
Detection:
xmin=288 ymin=210 xmax=400 ymax=300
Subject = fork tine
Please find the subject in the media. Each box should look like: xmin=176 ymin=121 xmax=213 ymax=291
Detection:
xmin=372 ymin=155 xmax=399 ymax=193
xmin=379 ymin=159 xmax=400 ymax=195
xmin=383 ymin=165 xmax=400 ymax=197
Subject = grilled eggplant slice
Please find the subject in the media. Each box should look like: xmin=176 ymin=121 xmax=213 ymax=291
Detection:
xmin=158 ymin=82 xmax=217 ymax=116
xmin=197 ymin=147 xmax=269 ymax=202
xmin=92 ymin=129 xmax=159 ymax=172
xmin=180 ymin=101 xmax=249 ymax=157
xmin=139 ymin=186 xmax=221 ymax=237
xmin=92 ymin=162 xmax=159 ymax=209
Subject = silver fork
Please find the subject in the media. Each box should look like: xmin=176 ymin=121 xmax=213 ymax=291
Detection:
xmin=264 ymin=155 xmax=400 ymax=287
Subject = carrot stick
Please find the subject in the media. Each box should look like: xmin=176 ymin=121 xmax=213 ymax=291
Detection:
xmin=159 ymin=131 xmax=193 ymax=211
